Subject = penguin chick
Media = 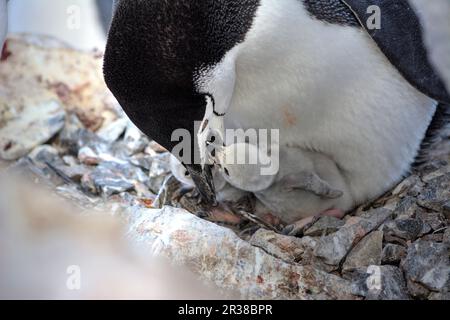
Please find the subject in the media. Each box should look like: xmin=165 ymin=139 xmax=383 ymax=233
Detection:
xmin=213 ymin=142 xmax=351 ymax=224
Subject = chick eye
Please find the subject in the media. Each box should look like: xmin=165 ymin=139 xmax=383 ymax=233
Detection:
xmin=207 ymin=135 xmax=216 ymax=143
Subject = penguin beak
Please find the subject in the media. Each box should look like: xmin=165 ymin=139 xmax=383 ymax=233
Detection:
xmin=185 ymin=164 xmax=217 ymax=206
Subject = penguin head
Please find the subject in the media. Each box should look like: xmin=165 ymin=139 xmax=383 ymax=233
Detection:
xmin=104 ymin=0 xmax=259 ymax=204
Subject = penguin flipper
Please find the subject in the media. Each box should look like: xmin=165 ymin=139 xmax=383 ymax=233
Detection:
xmin=341 ymin=0 xmax=450 ymax=104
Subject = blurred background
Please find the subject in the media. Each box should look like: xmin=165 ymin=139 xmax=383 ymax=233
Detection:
xmin=7 ymin=0 xmax=112 ymax=50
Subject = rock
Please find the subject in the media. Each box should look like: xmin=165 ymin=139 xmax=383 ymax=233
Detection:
xmin=382 ymin=244 xmax=407 ymax=265
xmin=429 ymin=291 xmax=450 ymax=300
xmin=97 ymin=118 xmax=128 ymax=143
xmin=313 ymin=208 xmax=393 ymax=266
xmin=345 ymin=266 xmax=410 ymax=300
xmin=129 ymin=153 xmax=153 ymax=171
xmin=0 ymin=35 xmax=119 ymax=132
xmin=444 ymin=201 xmax=450 ymax=220
xmin=303 ymin=216 xmax=345 ymax=237
xmin=249 ymin=229 xmax=305 ymax=263
xmin=0 ymin=100 xmax=65 ymax=160
xmin=81 ymin=161 xmax=149 ymax=197
xmin=393 ymin=196 xmax=420 ymax=219
xmin=123 ymin=122 xmax=149 ymax=155
xmin=382 ymin=218 xmax=423 ymax=241
xmin=406 ymin=278 xmax=431 ymax=299
xmin=128 ymin=206 xmax=358 ymax=300
xmin=444 ymin=228 xmax=450 ymax=244
xmin=418 ymin=172 xmax=450 ymax=213
xmin=402 ymin=240 xmax=450 ymax=293
xmin=28 ymin=145 xmax=62 ymax=165
xmin=76 ymin=138 xmax=126 ymax=166
xmin=343 ymin=231 xmax=383 ymax=272
xmin=392 ymin=175 xmax=424 ymax=198
xmin=148 ymin=153 xmax=172 ymax=193
xmin=52 ymin=163 xmax=92 ymax=182
xmin=416 ymin=211 xmax=447 ymax=231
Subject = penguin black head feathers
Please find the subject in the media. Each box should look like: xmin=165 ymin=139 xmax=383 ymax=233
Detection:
xmin=104 ymin=0 xmax=259 ymax=203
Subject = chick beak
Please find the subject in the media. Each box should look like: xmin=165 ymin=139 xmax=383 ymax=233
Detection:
xmin=185 ymin=164 xmax=217 ymax=206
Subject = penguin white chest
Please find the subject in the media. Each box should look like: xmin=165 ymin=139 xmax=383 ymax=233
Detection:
xmin=202 ymin=0 xmax=436 ymax=208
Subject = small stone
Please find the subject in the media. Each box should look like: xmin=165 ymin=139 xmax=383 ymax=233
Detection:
xmin=406 ymin=278 xmax=431 ymax=299
xmin=148 ymin=153 xmax=172 ymax=193
xmin=429 ymin=291 xmax=450 ymax=300
xmin=249 ymin=229 xmax=305 ymax=263
xmin=97 ymin=118 xmax=128 ymax=142
xmin=53 ymin=163 xmax=91 ymax=182
xmin=402 ymin=240 xmax=450 ymax=292
xmin=382 ymin=218 xmax=423 ymax=241
xmin=418 ymin=173 xmax=450 ymax=213
xmin=345 ymin=266 xmax=410 ymax=300
xmin=443 ymin=228 xmax=450 ymax=244
xmin=81 ymin=161 xmax=149 ymax=197
xmin=303 ymin=216 xmax=345 ymax=237
xmin=343 ymin=231 xmax=383 ymax=272
xmin=314 ymin=208 xmax=393 ymax=266
xmin=123 ymin=122 xmax=149 ymax=155
xmin=443 ymin=201 xmax=450 ymax=220
xmin=28 ymin=145 xmax=62 ymax=165
xmin=0 ymin=100 xmax=66 ymax=160
xmin=393 ymin=197 xmax=420 ymax=219
xmin=78 ymin=145 xmax=127 ymax=166
xmin=129 ymin=153 xmax=153 ymax=171
xmin=392 ymin=175 xmax=423 ymax=198
xmin=381 ymin=244 xmax=407 ymax=265
xmin=416 ymin=211 xmax=447 ymax=232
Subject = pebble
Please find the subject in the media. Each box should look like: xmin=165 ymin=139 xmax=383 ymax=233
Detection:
xmin=342 ymin=231 xmax=383 ymax=272
xmin=345 ymin=265 xmax=410 ymax=300
xmin=313 ymin=208 xmax=393 ymax=266
xmin=303 ymin=216 xmax=345 ymax=237
xmin=0 ymin=100 xmax=66 ymax=160
xmin=402 ymin=240 xmax=450 ymax=293
xmin=381 ymin=243 xmax=407 ymax=265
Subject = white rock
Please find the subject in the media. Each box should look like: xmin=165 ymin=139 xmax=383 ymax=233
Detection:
xmin=127 ymin=206 xmax=357 ymax=300
xmin=0 ymin=100 xmax=65 ymax=160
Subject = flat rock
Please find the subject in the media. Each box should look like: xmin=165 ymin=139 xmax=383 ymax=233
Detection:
xmin=418 ymin=172 xmax=450 ymax=213
xmin=0 ymin=35 xmax=119 ymax=132
xmin=303 ymin=216 xmax=345 ymax=237
xmin=382 ymin=218 xmax=423 ymax=241
xmin=123 ymin=122 xmax=149 ymax=155
xmin=314 ymin=208 xmax=393 ymax=266
xmin=0 ymin=100 xmax=65 ymax=160
xmin=402 ymin=240 xmax=450 ymax=293
xmin=382 ymin=243 xmax=407 ymax=265
xmin=343 ymin=231 xmax=383 ymax=272
xmin=128 ymin=206 xmax=358 ymax=300
xmin=443 ymin=228 xmax=450 ymax=244
xmin=148 ymin=153 xmax=172 ymax=193
xmin=249 ymin=229 xmax=306 ymax=263
xmin=97 ymin=118 xmax=128 ymax=143
xmin=345 ymin=266 xmax=410 ymax=300
xmin=81 ymin=161 xmax=149 ymax=197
